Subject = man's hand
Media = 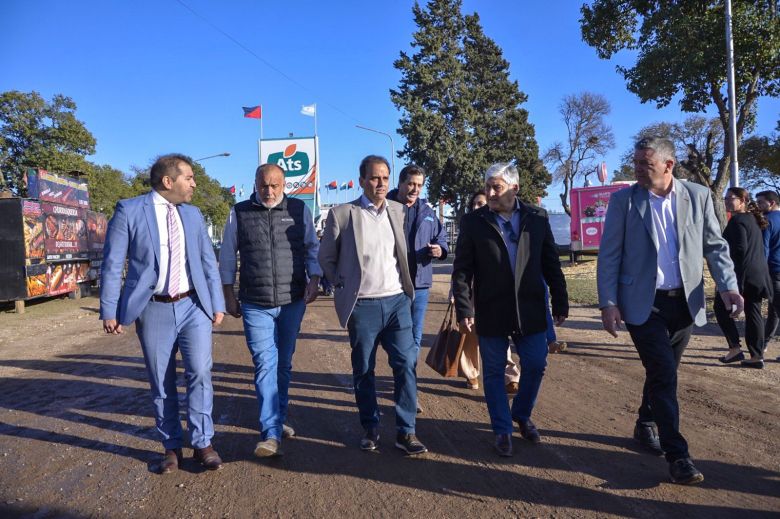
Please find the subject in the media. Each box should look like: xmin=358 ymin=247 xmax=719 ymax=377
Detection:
xmin=222 ymin=285 xmax=241 ymax=322
xmin=428 ymin=243 xmax=442 ymax=258
xmin=601 ymin=306 xmax=622 ymax=338
xmin=213 ymin=312 xmax=224 ymax=326
xmin=103 ymin=319 xmax=123 ymax=335
xmin=720 ymin=290 xmax=744 ymax=318
xmin=459 ymin=317 xmax=474 ymax=333
xmin=304 ymin=276 xmax=320 ymax=304
xmin=553 ymin=315 xmax=566 ymax=326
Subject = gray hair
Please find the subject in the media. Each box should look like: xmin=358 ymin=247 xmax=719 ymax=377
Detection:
xmin=485 ymin=162 xmax=519 ymax=186
xmin=635 ymin=136 xmax=676 ymax=162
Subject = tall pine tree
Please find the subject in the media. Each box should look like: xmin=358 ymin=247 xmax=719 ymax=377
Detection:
xmin=391 ymin=0 xmax=548 ymax=218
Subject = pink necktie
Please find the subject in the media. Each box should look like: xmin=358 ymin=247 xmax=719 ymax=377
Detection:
xmin=167 ymin=204 xmax=181 ymax=296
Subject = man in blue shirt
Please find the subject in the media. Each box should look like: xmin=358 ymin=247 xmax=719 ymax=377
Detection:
xmin=756 ymin=190 xmax=780 ymax=360
xmin=388 ymin=165 xmax=449 ymax=368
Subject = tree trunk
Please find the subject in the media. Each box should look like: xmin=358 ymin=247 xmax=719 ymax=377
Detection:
xmin=710 ymin=156 xmax=731 ymax=231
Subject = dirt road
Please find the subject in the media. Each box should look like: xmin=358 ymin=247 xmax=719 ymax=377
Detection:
xmin=0 ymin=273 xmax=778 ymax=518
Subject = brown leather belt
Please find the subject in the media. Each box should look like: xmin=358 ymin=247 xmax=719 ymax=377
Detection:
xmin=152 ymin=289 xmax=196 ymax=303
xmin=656 ymin=288 xmax=684 ymax=298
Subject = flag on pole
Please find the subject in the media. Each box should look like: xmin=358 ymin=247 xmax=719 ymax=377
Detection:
xmin=301 ymin=104 xmax=316 ymax=117
xmin=228 ymin=185 xmax=236 ymax=195
xmin=339 ymin=182 xmax=348 ymax=190
xmin=239 ymin=185 xmax=245 ymax=198
xmin=348 ymin=180 xmax=354 ymax=189
xmin=326 ymin=181 xmax=338 ymax=190
xmin=243 ymin=106 xmax=262 ymax=119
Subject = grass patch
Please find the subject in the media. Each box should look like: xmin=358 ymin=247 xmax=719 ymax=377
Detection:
xmin=566 ymin=277 xmax=599 ymax=306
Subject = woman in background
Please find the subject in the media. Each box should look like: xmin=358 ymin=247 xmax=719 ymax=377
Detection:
xmin=715 ymin=187 xmax=772 ymax=369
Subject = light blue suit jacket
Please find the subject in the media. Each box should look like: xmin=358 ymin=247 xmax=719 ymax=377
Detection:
xmin=100 ymin=192 xmax=226 ymax=325
xmin=597 ymin=179 xmax=737 ymax=326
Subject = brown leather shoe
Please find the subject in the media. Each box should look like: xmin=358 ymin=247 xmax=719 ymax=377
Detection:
xmin=505 ymin=382 xmax=519 ymax=395
xmin=193 ymin=445 xmax=223 ymax=470
xmin=158 ymin=448 xmax=182 ymax=474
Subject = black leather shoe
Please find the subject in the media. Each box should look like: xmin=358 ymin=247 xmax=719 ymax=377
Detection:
xmin=719 ymin=351 xmax=745 ymax=363
xmin=395 ymin=433 xmax=428 ymax=455
xmin=494 ymin=433 xmax=513 ymax=457
xmin=515 ymin=418 xmax=541 ymax=444
xmin=360 ymin=427 xmax=379 ymax=451
xmin=633 ymin=423 xmax=664 ymax=456
xmin=669 ymin=458 xmax=704 ymax=485
xmin=740 ymin=358 xmax=764 ymax=369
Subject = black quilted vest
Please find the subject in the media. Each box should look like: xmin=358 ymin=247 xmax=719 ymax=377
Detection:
xmin=234 ymin=194 xmax=307 ymax=306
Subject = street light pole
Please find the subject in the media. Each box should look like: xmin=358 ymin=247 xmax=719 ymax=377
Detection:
xmin=194 ymin=152 xmax=231 ymax=162
xmin=355 ymin=125 xmax=395 ymax=186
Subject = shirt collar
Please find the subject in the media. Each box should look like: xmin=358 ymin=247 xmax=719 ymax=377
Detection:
xmin=490 ymin=198 xmax=521 ymax=222
xmin=648 ymin=181 xmax=676 ymax=202
xmin=152 ymin=189 xmax=172 ymax=206
xmin=360 ymin=194 xmax=386 ymax=213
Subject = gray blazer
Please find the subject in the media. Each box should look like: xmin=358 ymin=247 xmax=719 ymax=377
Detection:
xmin=597 ymin=179 xmax=737 ymax=326
xmin=318 ymin=197 xmax=415 ymax=328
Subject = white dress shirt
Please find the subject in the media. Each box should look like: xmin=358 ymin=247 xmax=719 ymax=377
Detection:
xmin=151 ymin=189 xmax=192 ymax=295
xmin=357 ymin=195 xmax=403 ymax=298
xmin=648 ymin=186 xmax=683 ymax=289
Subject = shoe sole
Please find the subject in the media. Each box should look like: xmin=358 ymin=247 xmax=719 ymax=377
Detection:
xmin=360 ymin=442 xmax=379 ymax=451
xmin=254 ymin=445 xmax=282 ymax=458
xmin=394 ymin=442 xmax=428 ymax=455
xmin=671 ymin=473 xmax=704 ymax=485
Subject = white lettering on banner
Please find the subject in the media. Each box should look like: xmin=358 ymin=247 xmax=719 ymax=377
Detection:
xmin=55 ymin=241 xmax=76 ymax=248
xmin=51 ymin=205 xmax=79 ymax=217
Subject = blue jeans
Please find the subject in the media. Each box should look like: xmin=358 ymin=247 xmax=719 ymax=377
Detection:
xmin=241 ymin=299 xmax=306 ymax=442
xmin=136 ymin=295 xmax=214 ymax=450
xmin=479 ymin=332 xmax=547 ymax=434
xmin=347 ymin=292 xmax=417 ymax=434
xmin=411 ymin=288 xmax=430 ymax=357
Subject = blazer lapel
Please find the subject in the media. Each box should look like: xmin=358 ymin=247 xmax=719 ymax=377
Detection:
xmin=674 ymin=178 xmax=691 ymax=250
xmin=632 ymin=185 xmax=659 ymax=250
xmin=349 ymin=201 xmax=365 ymax=272
xmin=181 ymin=205 xmax=197 ymax=265
xmin=143 ymin=192 xmax=161 ymax=265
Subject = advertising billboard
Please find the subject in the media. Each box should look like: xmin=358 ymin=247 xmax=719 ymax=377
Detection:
xmin=22 ymin=200 xmax=45 ymax=262
xmin=41 ymin=202 xmax=88 ymax=260
xmin=570 ymin=184 xmax=628 ymax=251
xmin=26 ymin=168 xmax=90 ymax=209
xmin=259 ymin=137 xmax=319 ymax=218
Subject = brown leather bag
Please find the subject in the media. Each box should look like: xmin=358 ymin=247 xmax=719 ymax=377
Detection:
xmin=425 ymin=301 xmax=476 ymax=377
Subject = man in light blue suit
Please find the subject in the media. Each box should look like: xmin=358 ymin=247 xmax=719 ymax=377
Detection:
xmin=597 ymin=137 xmax=742 ymax=485
xmin=100 ymin=154 xmax=226 ymax=474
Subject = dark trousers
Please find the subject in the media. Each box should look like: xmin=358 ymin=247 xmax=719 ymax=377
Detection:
xmin=714 ymin=291 xmax=765 ymax=359
xmin=625 ymin=291 xmax=693 ymax=462
xmin=764 ymin=272 xmax=780 ymax=346
xmin=347 ymin=293 xmax=417 ymax=434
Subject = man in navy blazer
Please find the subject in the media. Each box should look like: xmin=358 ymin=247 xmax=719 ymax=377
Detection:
xmin=100 ymin=154 xmax=226 ymax=474
xmin=598 ymin=137 xmax=742 ymax=485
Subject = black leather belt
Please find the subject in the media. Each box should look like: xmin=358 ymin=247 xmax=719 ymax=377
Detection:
xmin=656 ymin=288 xmax=684 ymax=298
xmin=153 ymin=289 xmax=195 ymax=303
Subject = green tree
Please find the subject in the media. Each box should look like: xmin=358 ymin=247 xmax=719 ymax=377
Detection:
xmin=543 ymin=92 xmax=615 ymax=215
xmin=740 ymin=118 xmax=780 ymax=191
xmin=391 ymin=0 xmax=548 ymax=218
xmin=86 ymin=163 xmax=136 ymax=217
xmin=0 ymin=91 xmax=96 ymax=194
xmin=580 ymin=0 xmax=780 ymax=227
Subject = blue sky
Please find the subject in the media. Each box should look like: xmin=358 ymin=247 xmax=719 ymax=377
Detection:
xmin=2 ymin=0 xmax=778 ymax=211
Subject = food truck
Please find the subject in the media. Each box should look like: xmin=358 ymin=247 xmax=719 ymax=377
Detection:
xmin=0 ymin=168 xmax=107 ymax=312
xmin=569 ymin=183 xmax=632 ymax=254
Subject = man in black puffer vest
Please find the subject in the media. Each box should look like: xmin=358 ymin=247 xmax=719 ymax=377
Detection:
xmin=219 ymin=164 xmax=322 ymax=458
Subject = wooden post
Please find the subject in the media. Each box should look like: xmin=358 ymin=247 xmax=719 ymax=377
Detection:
xmin=14 ymin=300 xmax=25 ymax=314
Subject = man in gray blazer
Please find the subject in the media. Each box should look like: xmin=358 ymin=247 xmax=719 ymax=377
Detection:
xmin=318 ymin=155 xmax=427 ymax=456
xmin=597 ymin=137 xmax=742 ymax=485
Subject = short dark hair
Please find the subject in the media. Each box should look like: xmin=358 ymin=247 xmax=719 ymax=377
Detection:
xmin=359 ymin=155 xmax=390 ymax=179
xmin=398 ymin=164 xmax=425 ymax=185
xmin=150 ymin=153 xmax=194 ymax=189
xmin=756 ymin=190 xmax=780 ymax=205
xmin=468 ymin=189 xmax=487 ymax=212
xmin=634 ymin=136 xmax=676 ymax=162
